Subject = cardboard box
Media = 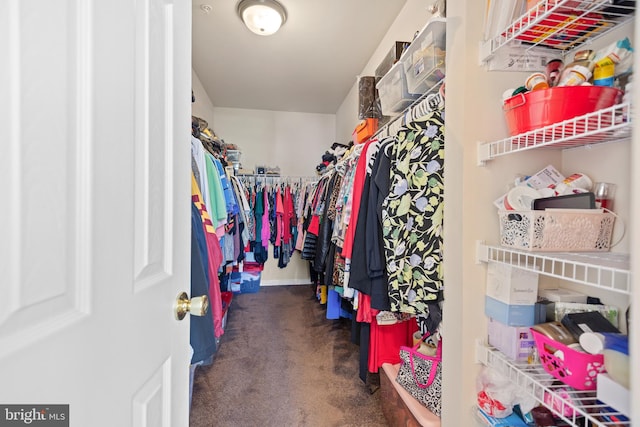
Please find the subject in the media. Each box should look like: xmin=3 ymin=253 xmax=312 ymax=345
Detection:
xmin=597 ymin=373 xmax=630 ymax=417
xmin=485 ymin=296 xmax=536 ymax=326
xmin=487 ymin=318 xmax=535 ymax=362
xmin=486 ymin=261 xmax=539 ymax=305
xmin=375 ymin=41 xmax=411 ymax=78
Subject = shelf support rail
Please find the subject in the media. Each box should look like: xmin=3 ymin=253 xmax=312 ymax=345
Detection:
xmin=479 ymin=244 xmax=632 ymax=294
xmin=477 ymin=102 xmax=632 ymax=164
xmin=479 ymin=344 xmax=630 ymax=426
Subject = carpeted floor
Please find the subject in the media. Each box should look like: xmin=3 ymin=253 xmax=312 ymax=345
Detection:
xmin=189 ymin=285 xmax=388 ymax=427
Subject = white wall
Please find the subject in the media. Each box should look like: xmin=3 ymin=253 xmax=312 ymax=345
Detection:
xmin=335 ymin=0 xmax=437 ymax=142
xmin=210 ymin=107 xmax=335 ymax=176
xmin=191 ymin=69 xmax=216 ymax=124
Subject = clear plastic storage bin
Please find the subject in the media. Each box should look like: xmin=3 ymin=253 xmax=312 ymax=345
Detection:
xmin=376 ymin=61 xmax=420 ymax=116
xmin=401 ymin=17 xmax=446 ymax=95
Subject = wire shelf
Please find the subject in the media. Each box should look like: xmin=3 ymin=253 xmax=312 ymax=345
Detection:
xmin=476 ymin=343 xmax=630 ymax=426
xmin=478 ymin=102 xmax=632 ymax=163
xmin=482 ymin=0 xmax=636 ymax=64
xmin=477 ymin=243 xmax=632 ymax=294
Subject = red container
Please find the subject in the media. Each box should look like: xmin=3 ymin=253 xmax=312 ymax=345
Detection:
xmin=503 ymin=86 xmax=622 ymax=136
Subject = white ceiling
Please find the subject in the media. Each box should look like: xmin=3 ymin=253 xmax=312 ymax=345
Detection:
xmin=192 ymin=0 xmax=408 ymax=114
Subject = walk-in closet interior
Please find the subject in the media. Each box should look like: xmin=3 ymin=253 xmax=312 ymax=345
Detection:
xmin=189 ymin=0 xmax=639 ymax=426
xmin=2 ymin=0 xmax=638 ymax=426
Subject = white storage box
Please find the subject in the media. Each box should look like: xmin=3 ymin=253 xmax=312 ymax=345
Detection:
xmin=486 ymin=261 xmax=539 ymax=305
xmin=487 ymin=318 xmax=536 ymax=362
xmin=400 ymin=17 xmax=446 ymax=95
xmin=597 ymin=373 xmax=630 ymax=417
xmin=538 ymin=288 xmax=587 ymax=303
xmin=485 ymin=296 xmax=536 ymax=327
xmin=376 ymin=61 xmax=419 ymax=116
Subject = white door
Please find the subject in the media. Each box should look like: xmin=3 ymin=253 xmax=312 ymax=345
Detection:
xmin=0 ymin=1 xmax=192 ymax=426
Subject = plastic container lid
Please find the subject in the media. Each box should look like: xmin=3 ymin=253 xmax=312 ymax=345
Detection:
xmin=602 ymin=333 xmax=629 ymax=355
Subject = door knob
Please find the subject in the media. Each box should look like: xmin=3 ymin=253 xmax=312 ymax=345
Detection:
xmin=174 ymin=292 xmax=209 ymax=320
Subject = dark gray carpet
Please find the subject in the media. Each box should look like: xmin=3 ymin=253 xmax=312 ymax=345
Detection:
xmin=189 ymin=285 xmax=388 ymax=427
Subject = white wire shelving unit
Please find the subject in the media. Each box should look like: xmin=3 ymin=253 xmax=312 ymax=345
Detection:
xmin=476 ymin=343 xmax=630 ymax=426
xmin=474 ymin=2 xmax=635 ymax=425
xmin=477 ymin=102 xmax=632 ymax=164
xmin=480 ymin=0 xmax=636 ymax=66
xmin=476 ymin=242 xmax=632 ymax=294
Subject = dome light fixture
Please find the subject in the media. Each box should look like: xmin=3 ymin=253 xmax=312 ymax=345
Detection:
xmin=237 ymin=0 xmax=287 ymax=36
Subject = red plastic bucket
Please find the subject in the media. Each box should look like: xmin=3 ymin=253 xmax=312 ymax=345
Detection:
xmin=503 ymin=86 xmax=622 ymax=136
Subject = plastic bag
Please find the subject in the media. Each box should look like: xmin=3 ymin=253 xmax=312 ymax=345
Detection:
xmin=476 ymin=367 xmax=536 ymax=418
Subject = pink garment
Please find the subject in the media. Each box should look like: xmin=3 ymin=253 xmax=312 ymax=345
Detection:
xmin=275 ymin=188 xmax=284 ymax=246
xmin=261 ymin=188 xmax=270 ymax=249
xmin=282 ymin=187 xmax=293 ymax=244
xmin=295 ymin=218 xmax=305 ymax=250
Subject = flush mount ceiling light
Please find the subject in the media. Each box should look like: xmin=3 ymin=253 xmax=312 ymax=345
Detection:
xmin=237 ymin=0 xmax=287 ymax=36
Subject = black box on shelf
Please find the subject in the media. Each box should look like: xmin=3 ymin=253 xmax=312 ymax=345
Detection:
xmin=561 ymin=311 xmax=620 ymax=340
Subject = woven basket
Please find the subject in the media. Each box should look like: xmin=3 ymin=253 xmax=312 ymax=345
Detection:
xmin=498 ymin=210 xmax=615 ymax=252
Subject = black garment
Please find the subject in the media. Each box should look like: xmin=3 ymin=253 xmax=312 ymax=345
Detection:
xmin=348 ymin=175 xmax=373 ymax=294
xmin=300 ymin=232 xmax=317 ymax=261
xmin=418 ymin=304 xmax=443 ymax=335
xmin=324 ymin=243 xmax=336 ymax=287
xmin=365 ymin=142 xmax=394 ymax=310
xmin=253 ymin=243 xmax=269 ymax=264
xmin=314 ymin=173 xmax=340 ymax=272
xmin=359 ymin=322 xmax=371 ymax=383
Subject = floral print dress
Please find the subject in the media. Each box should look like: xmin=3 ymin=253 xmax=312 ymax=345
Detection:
xmin=381 ymin=110 xmax=445 ymax=314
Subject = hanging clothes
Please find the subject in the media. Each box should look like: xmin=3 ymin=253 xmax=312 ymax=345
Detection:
xmin=190 ymin=202 xmax=217 ymax=364
xmin=203 ymin=153 xmax=228 ymax=236
xmin=349 ymin=140 xmax=392 ymax=311
xmin=253 ymin=188 xmax=268 ymax=264
xmin=381 ymin=110 xmax=445 ymax=315
xmin=192 ymin=174 xmax=225 ymax=338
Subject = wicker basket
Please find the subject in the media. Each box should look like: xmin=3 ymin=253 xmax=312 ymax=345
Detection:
xmin=531 ymin=330 xmax=606 ymax=390
xmin=498 ymin=210 xmax=615 ymax=252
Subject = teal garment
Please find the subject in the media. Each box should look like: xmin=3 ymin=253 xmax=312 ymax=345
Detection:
xmin=205 ymin=153 xmax=228 ymax=228
xmin=213 ymin=157 xmax=239 ymax=216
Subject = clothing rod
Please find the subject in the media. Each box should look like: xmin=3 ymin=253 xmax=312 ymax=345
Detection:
xmin=373 ymin=79 xmax=444 ymax=140
xmin=237 ymin=174 xmax=318 ymax=179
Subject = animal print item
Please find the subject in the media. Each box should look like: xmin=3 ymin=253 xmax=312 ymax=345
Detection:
xmin=395 ymin=345 xmax=442 ymax=416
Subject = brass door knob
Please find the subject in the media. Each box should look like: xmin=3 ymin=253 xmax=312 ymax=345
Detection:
xmin=174 ymin=292 xmax=209 ymax=320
